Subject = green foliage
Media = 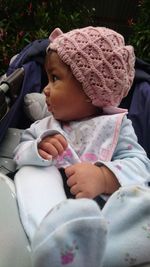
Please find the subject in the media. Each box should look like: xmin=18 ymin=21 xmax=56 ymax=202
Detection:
xmin=0 ymin=0 xmax=95 ymax=75
xmin=129 ymin=0 xmax=150 ymax=62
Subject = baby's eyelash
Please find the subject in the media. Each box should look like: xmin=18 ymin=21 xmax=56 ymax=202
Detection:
xmin=52 ymin=74 xmax=59 ymax=82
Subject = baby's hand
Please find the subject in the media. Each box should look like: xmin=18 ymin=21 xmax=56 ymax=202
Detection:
xmin=38 ymin=134 xmax=68 ymax=160
xmin=65 ymin=162 xmax=119 ymax=198
xmin=65 ymin=162 xmax=106 ymax=199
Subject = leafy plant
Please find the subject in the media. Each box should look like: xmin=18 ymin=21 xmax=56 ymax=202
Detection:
xmin=129 ymin=0 xmax=150 ymax=62
xmin=0 ymin=0 xmax=95 ymax=75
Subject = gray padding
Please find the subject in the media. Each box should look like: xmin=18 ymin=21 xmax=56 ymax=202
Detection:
xmin=0 ymin=128 xmax=23 ymax=175
xmin=0 ymin=174 xmax=32 ymax=267
xmin=0 ymin=128 xmax=23 ymax=158
xmin=0 ymin=158 xmax=16 ymax=175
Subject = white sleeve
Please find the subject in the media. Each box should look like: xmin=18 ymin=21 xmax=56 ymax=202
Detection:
xmin=97 ymin=116 xmax=150 ymax=187
xmin=13 ymin=117 xmax=62 ymax=168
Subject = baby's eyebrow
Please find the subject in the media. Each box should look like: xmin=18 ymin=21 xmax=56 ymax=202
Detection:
xmin=45 ymin=66 xmax=55 ymax=73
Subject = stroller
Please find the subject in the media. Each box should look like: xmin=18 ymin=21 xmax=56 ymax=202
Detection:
xmin=0 ymin=39 xmax=49 ymax=267
xmin=0 ymin=39 xmax=150 ymax=267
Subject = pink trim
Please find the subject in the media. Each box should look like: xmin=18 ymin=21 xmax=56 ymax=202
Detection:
xmin=99 ymin=113 xmax=126 ymax=161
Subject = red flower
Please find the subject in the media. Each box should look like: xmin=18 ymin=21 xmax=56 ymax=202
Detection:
xmin=18 ymin=31 xmax=24 ymax=37
xmin=28 ymin=2 xmax=33 ymax=14
xmin=127 ymin=18 xmax=134 ymax=27
xmin=3 ymin=56 xmax=10 ymax=66
xmin=0 ymin=28 xmax=4 ymax=41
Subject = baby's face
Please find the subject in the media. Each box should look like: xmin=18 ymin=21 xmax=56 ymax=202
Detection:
xmin=44 ymin=51 xmax=98 ymax=121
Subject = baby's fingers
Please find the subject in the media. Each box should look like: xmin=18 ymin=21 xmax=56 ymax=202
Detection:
xmin=48 ymin=138 xmax=66 ymax=156
xmin=39 ymin=141 xmax=63 ymax=157
xmin=54 ymin=134 xmax=68 ymax=150
xmin=38 ymin=148 xmax=52 ymax=160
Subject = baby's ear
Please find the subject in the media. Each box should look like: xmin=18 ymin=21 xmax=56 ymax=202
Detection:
xmin=24 ymin=93 xmax=50 ymax=121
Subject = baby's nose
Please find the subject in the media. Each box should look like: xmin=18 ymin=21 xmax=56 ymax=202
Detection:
xmin=43 ymin=84 xmax=50 ymax=96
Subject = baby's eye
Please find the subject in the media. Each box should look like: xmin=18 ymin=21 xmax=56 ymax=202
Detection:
xmin=52 ymin=75 xmax=59 ymax=82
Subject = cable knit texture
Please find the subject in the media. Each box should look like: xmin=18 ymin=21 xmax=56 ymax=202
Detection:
xmin=48 ymin=26 xmax=135 ymax=108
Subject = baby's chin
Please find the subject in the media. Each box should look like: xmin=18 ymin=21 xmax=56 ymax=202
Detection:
xmin=47 ymin=105 xmax=52 ymax=112
xmin=52 ymin=113 xmax=70 ymax=122
xmin=50 ymin=108 xmax=90 ymax=121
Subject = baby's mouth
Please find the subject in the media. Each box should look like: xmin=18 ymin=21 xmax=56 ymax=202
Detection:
xmin=46 ymin=101 xmax=52 ymax=111
xmin=48 ymin=105 xmax=52 ymax=112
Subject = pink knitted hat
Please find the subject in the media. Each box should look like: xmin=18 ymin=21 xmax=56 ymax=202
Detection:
xmin=48 ymin=26 xmax=135 ymax=109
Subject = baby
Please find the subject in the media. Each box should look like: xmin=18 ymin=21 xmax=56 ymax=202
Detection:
xmin=14 ymin=26 xmax=150 ymax=267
